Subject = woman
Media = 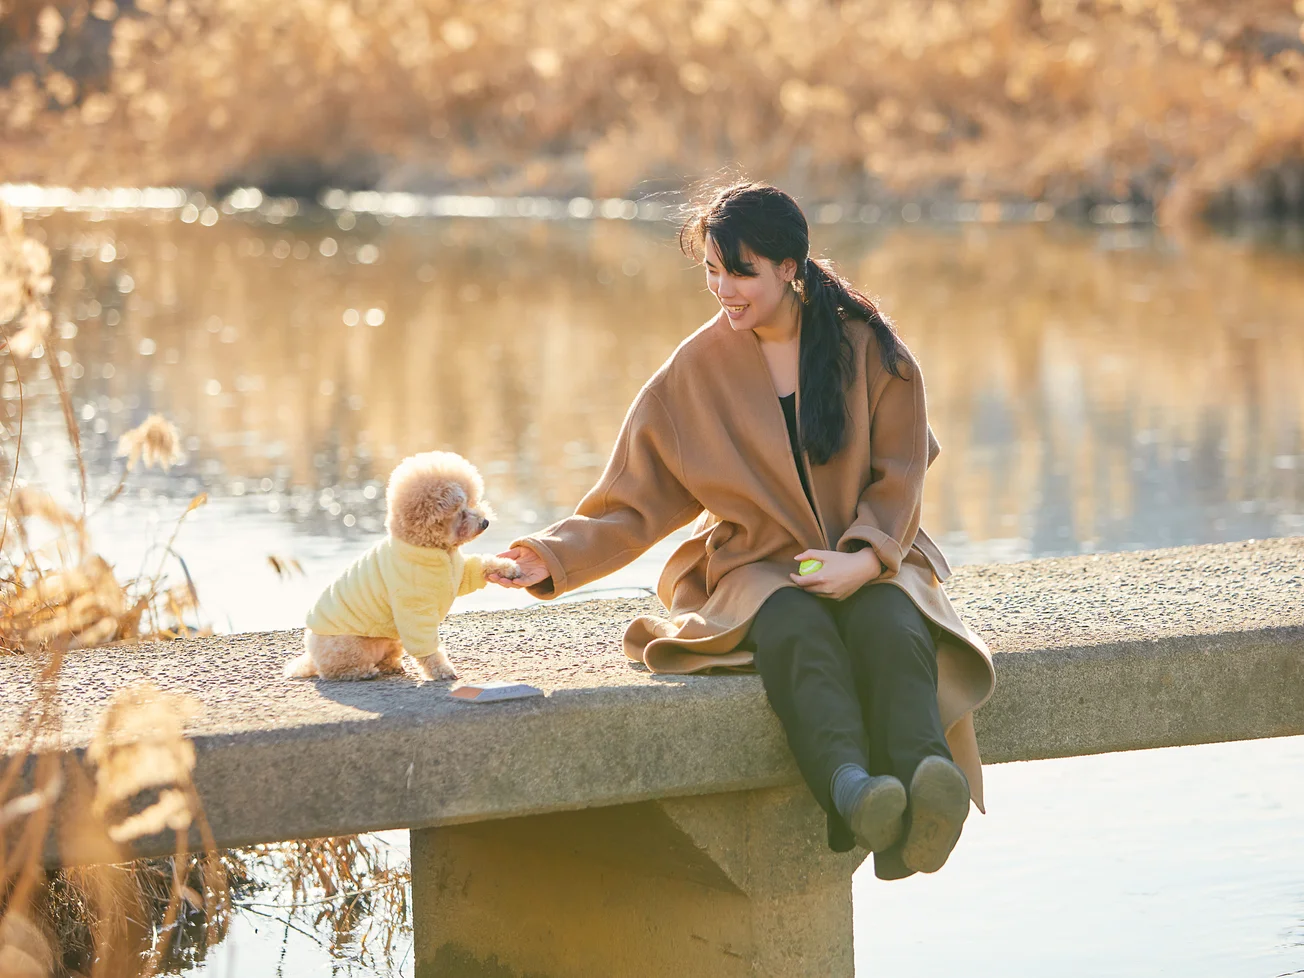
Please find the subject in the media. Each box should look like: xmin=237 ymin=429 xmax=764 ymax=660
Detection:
xmin=490 ymin=182 xmax=995 ymax=880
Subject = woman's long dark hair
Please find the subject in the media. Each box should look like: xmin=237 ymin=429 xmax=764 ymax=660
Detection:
xmin=679 ymin=181 xmax=905 ymax=465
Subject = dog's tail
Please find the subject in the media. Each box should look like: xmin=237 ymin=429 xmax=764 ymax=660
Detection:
xmin=283 ymin=651 xmax=317 ymax=679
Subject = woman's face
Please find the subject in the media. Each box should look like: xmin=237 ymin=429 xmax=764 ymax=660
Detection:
xmin=704 ymin=234 xmax=797 ymax=332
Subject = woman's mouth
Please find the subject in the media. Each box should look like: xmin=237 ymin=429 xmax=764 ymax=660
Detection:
xmin=721 ymin=302 xmax=748 ymax=319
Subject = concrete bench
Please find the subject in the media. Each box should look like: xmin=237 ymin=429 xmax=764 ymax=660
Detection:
xmin=2 ymin=537 xmax=1301 ymax=977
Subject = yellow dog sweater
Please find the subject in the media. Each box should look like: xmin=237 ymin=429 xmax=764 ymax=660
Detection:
xmin=305 ymin=537 xmax=487 ymax=661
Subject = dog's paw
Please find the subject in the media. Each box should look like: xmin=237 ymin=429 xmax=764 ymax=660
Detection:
xmin=283 ymin=652 xmax=317 ymax=679
xmin=415 ymin=656 xmax=458 ymax=682
xmin=483 ymin=556 xmax=522 ymax=580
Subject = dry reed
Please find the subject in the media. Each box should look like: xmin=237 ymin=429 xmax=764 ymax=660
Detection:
xmin=4 ymin=186 xmax=406 ymax=978
xmin=3 ymin=203 xmax=208 ymax=656
xmin=0 ymin=671 xmax=233 ymax=978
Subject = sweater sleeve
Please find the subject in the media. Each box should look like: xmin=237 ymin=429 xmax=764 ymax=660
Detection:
xmin=457 ymin=554 xmax=489 ymax=596
xmin=836 ymin=353 xmax=930 ymax=575
xmin=512 ymin=386 xmax=703 ymax=599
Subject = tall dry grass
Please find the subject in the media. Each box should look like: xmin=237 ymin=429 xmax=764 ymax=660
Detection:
xmin=3 ymin=204 xmax=408 ymax=975
xmin=3 ymin=203 xmax=211 ymax=655
xmin=0 ymin=674 xmax=231 ymax=978
xmin=2 ymin=200 xmax=228 ymax=977
xmin=1 ymin=0 xmax=1303 ymax=218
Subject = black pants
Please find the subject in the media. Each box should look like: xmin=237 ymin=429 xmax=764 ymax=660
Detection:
xmin=745 ymin=583 xmax=953 ymax=852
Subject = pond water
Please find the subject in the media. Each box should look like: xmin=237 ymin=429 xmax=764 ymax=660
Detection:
xmin=6 ymin=197 xmax=1304 ymax=975
xmin=9 ymin=205 xmax=1304 ymax=629
xmin=190 ymin=735 xmax=1304 ymax=978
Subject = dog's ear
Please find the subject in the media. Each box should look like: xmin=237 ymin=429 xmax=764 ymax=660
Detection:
xmin=431 ymin=483 xmax=466 ymax=515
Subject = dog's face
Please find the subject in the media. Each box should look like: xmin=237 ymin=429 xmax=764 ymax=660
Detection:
xmin=441 ymin=481 xmax=495 ymax=549
xmin=385 ymin=452 xmax=495 ymax=551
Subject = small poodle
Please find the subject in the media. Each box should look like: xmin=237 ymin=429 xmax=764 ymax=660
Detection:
xmin=284 ymin=451 xmax=519 ymax=682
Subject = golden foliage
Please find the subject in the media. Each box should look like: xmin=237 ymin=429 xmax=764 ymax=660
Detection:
xmin=1 ymin=0 xmax=1303 ymax=214
xmin=7 ymin=555 xmax=123 ymax=650
xmin=2 ymin=178 xmax=208 ymax=654
xmin=0 ymin=171 xmax=349 ymax=978
xmin=0 ymin=206 xmax=52 ymax=359
xmin=0 ymin=663 xmax=227 ymax=978
xmin=0 ymin=697 xmax=232 ymax=978
xmin=0 ymin=911 xmax=54 ymax=978
xmin=1 ymin=485 xmax=209 ymax=652
xmin=116 ymin=414 xmax=183 ymax=473
xmin=5 ymin=488 xmax=87 ymax=546
xmin=86 ymin=683 xmax=199 ymax=844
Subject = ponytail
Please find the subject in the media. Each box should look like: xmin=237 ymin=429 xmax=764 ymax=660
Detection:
xmin=798 ymin=257 xmax=905 ymax=465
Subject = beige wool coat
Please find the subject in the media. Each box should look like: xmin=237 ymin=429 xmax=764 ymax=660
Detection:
xmin=514 ymin=312 xmax=996 ymax=809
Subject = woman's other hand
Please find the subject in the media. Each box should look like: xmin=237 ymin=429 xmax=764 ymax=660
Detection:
xmin=487 ymin=546 xmax=550 ymax=588
xmin=789 ymin=548 xmax=882 ymax=600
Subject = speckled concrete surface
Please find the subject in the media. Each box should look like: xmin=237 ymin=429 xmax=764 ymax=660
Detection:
xmin=952 ymin=536 xmax=1303 ymax=654
xmin=2 ymin=537 xmax=1300 ymax=855
xmin=4 ymin=536 xmax=1298 ymax=742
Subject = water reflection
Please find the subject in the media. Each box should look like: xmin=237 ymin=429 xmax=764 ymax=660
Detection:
xmin=15 ymin=211 xmax=1304 ymax=616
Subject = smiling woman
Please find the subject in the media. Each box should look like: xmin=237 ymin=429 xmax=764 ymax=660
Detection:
xmin=491 ymin=180 xmax=996 ymax=879
xmin=680 ymin=182 xmax=907 ymax=469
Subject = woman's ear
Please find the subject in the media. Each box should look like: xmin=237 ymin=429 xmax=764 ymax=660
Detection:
xmin=779 ymin=257 xmax=798 ymax=283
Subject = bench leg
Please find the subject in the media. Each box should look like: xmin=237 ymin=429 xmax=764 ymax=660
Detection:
xmin=410 ymin=784 xmax=865 ymax=978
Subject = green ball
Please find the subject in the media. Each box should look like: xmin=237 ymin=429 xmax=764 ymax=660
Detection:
xmin=798 ymin=559 xmax=823 ymax=576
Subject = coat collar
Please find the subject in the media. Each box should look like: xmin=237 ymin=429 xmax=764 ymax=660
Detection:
xmin=702 ymin=313 xmax=830 ymax=548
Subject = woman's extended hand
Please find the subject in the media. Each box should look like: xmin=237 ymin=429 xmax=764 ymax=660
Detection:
xmin=789 ymin=548 xmax=882 ymax=600
xmin=487 ymin=546 xmax=550 ymax=588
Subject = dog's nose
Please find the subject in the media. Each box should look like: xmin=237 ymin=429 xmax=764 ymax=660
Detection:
xmin=480 ymin=517 xmax=489 ymax=531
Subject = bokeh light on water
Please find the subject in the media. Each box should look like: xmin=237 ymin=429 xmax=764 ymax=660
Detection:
xmin=8 ymin=204 xmax=1302 ymax=629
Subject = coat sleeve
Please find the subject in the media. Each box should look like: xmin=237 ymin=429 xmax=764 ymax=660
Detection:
xmin=512 ymin=386 xmax=703 ymax=598
xmin=836 ymin=353 xmax=931 ymax=575
xmin=389 ymin=567 xmax=454 ymax=660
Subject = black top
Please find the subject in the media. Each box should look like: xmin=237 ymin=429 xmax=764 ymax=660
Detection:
xmin=778 ymin=393 xmax=817 ymax=513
